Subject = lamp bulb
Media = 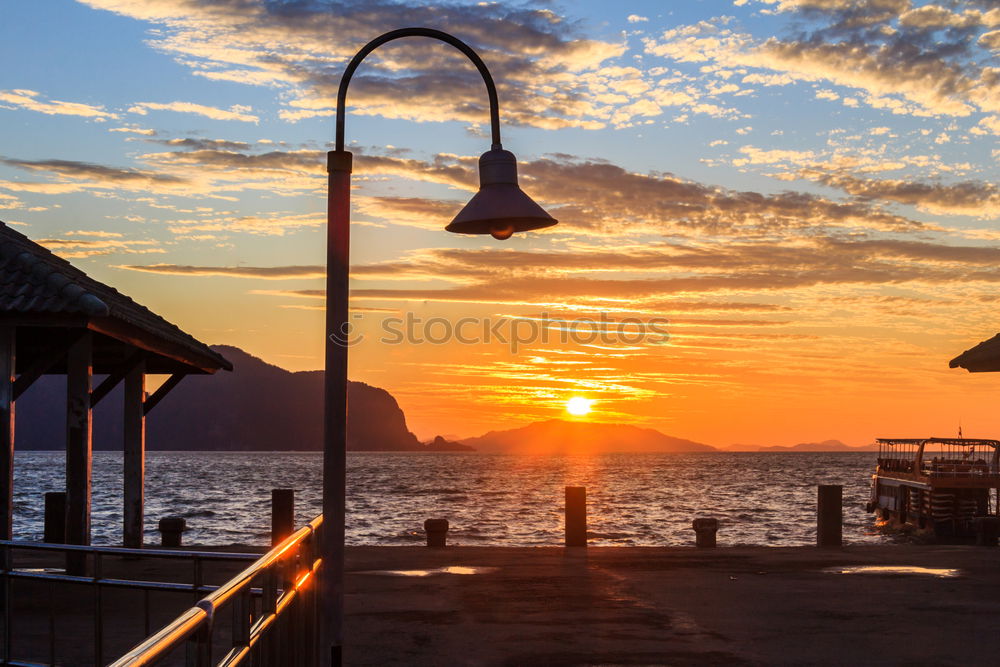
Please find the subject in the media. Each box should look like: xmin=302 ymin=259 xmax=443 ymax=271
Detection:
xmin=490 ymin=225 xmax=515 ymax=240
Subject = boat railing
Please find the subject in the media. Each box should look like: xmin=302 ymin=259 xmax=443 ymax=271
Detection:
xmin=0 ymin=539 xmax=259 ymax=666
xmin=921 ymin=461 xmax=1000 ymax=478
xmin=109 ymin=514 xmax=322 ymax=667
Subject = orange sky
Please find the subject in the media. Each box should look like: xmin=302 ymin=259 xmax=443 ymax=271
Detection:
xmin=2 ymin=1 xmax=999 ymax=446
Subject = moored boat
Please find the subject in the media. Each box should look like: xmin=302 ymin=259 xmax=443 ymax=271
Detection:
xmin=866 ymin=438 xmax=1000 ymax=539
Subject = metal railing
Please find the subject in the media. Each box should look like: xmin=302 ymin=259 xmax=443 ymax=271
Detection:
xmin=1 ymin=540 xmax=259 ymax=666
xmin=110 ymin=515 xmax=322 ymax=667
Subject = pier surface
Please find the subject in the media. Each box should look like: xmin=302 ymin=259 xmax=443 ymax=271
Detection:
xmin=9 ymin=545 xmax=1000 ymax=665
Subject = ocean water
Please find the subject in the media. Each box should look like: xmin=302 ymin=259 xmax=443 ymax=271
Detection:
xmin=10 ymin=451 xmax=884 ymax=547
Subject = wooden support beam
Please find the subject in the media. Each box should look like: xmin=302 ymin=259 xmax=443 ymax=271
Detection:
xmin=65 ymin=332 xmax=92 ymax=574
xmin=0 ymin=328 xmax=14 ymax=540
xmin=123 ymin=358 xmax=145 ymax=549
xmin=91 ymin=351 xmax=144 ymax=408
xmin=11 ymin=330 xmax=85 ymax=401
xmin=143 ymin=373 xmax=184 ymax=415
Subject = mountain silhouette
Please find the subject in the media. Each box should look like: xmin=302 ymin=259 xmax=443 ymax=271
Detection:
xmin=722 ymin=439 xmax=875 ymax=452
xmin=14 ymin=345 xmax=451 ymax=452
xmin=460 ymin=419 xmax=716 ymax=455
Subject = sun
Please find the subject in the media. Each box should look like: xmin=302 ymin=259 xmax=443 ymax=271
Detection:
xmin=566 ymin=396 xmax=594 ymax=416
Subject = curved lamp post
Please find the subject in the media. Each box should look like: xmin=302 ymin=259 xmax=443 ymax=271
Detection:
xmin=322 ymin=27 xmax=557 ymax=665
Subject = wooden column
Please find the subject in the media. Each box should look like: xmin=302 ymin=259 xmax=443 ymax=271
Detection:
xmin=123 ymin=358 xmax=145 ymax=548
xmin=65 ymin=332 xmax=92 ymax=557
xmin=0 ymin=327 xmax=14 ymax=540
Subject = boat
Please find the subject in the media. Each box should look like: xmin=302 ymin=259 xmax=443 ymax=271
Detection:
xmin=866 ymin=438 xmax=1000 ymax=539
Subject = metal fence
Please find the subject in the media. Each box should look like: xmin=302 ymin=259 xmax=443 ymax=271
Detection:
xmin=110 ymin=515 xmax=322 ymax=667
xmin=0 ymin=515 xmax=321 ymax=666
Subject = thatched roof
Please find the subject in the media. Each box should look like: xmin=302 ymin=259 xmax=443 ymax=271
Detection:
xmin=0 ymin=220 xmax=231 ymax=374
xmin=950 ymin=333 xmax=1000 ymax=373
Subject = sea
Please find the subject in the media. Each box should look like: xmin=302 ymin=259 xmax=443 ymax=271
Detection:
xmin=11 ymin=451 xmax=887 ymax=547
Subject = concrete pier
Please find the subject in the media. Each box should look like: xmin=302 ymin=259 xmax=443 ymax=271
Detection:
xmin=7 ymin=545 xmax=1000 ymax=666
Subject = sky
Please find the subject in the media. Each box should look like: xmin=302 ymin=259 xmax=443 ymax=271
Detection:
xmin=1 ymin=0 xmax=999 ymax=446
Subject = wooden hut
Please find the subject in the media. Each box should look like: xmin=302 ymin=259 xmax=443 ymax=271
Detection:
xmin=0 ymin=220 xmax=231 ymax=550
xmin=950 ymin=334 xmax=1000 ymax=373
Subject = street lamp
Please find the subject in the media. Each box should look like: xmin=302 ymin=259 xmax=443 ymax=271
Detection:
xmin=321 ymin=27 xmax=557 ymax=666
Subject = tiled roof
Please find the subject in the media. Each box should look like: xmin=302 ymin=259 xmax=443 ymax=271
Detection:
xmin=950 ymin=333 xmax=1000 ymax=373
xmin=0 ymin=220 xmax=231 ymax=372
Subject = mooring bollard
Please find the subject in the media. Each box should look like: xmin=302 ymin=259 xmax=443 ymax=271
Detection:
xmin=692 ymin=517 xmax=718 ymax=548
xmin=158 ymin=516 xmax=186 ymax=547
xmin=424 ymin=519 xmax=449 ymax=547
xmin=271 ymin=488 xmax=295 ymax=546
xmin=43 ymin=491 xmax=66 ymax=544
xmin=975 ymin=516 xmax=999 ymax=547
xmin=565 ymin=486 xmax=587 ymax=547
xmin=817 ymin=484 xmax=843 ymax=547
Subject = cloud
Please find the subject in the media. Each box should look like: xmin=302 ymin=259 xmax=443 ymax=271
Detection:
xmin=0 ymin=157 xmax=188 ymax=193
xmin=37 ymin=237 xmax=164 ymax=258
xmin=805 ymin=171 xmax=1000 ymax=218
xmin=115 ymin=263 xmax=325 ymax=279
xmin=151 ymin=137 xmax=253 ymax=151
xmin=128 ymin=101 xmax=259 ymax=123
xmin=644 ymin=7 xmax=1000 ymax=119
xmin=627 ymin=15 xmax=649 ymax=23
xmin=109 ymin=126 xmax=156 ymax=135
xmin=118 ymin=143 xmax=923 ymax=236
xmin=80 ymin=0 xmax=631 ymax=131
xmin=0 ymin=89 xmax=118 ymax=119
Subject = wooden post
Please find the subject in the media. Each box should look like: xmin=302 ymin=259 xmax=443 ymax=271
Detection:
xmin=123 ymin=358 xmax=145 ymax=548
xmin=817 ymin=484 xmax=843 ymax=547
xmin=0 ymin=327 xmax=14 ymax=540
xmin=565 ymin=486 xmax=587 ymax=547
xmin=44 ymin=492 xmax=66 ymax=543
xmin=65 ymin=332 xmax=92 ymax=574
xmin=271 ymin=488 xmax=295 ymax=546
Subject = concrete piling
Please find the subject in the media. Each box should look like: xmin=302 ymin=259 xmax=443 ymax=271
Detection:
xmin=424 ymin=519 xmax=449 ymax=547
xmin=817 ymin=484 xmax=843 ymax=547
xmin=692 ymin=517 xmax=718 ymax=548
xmin=565 ymin=486 xmax=587 ymax=547
xmin=158 ymin=516 xmax=186 ymax=547
xmin=43 ymin=491 xmax=66 ymax=544
xmin=271 ymin=488 xmax=295 ymax=546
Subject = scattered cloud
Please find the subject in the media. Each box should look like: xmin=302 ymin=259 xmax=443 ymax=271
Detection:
xmin=38 ymin=236 xmax=163 ymax=258
xmin=644 ymin=5 xmax=1000 ymax=120
xmin=0 ymin=89 xmax=118 ymax=119
xmin=128 ymin=101 xmax=259 ymax=123
xmin=81 ymin=0 xmax=628 ymax=131
xmin=115 ymin=263 xmax=325 ymax=279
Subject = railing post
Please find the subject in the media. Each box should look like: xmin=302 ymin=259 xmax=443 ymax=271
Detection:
xmin=263 ymin=568 xmax=278 ymax=666
xmin=232 ymin=588 xmax=251 ymax=654
xmin=2 ymin=543 xmax=11 ymax=665
xmin=185 ymin=601 xmax=213 ymax=667
xmin=94 ymin=552 xmax=103 ymax=665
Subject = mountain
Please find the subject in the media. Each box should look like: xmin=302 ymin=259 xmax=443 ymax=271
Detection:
xmin=460 ymin=419 xmax=716 ymax=455
xmin=14 ymin=345 xmax=449 ymax=452
xmin=723 ymin=439 xmax=876 ymax=452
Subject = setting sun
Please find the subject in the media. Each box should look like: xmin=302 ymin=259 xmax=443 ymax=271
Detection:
xmin=566 ymin=397 xmax=594 ymax=416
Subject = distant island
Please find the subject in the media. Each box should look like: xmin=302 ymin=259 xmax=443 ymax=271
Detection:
xmin=460 ymin=419 xmax=715 ymax=455
xmin=14 ymin=344 xmax=865 ymax=453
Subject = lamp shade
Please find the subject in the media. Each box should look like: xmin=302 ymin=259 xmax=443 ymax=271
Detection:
xmin=446 ymin=149 xmax=557 ymax=239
